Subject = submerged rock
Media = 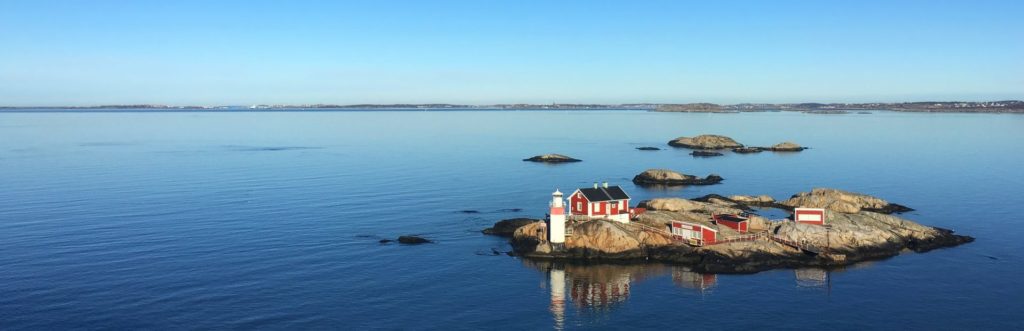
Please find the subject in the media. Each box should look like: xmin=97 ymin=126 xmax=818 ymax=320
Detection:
xmin=668 ymin=134 xmax=743 ymax=149
xmin=770 ymin=141 xmax=807 ymax=152
xmin=397 ymin=236 xmax=433 ymax=244
xmin=522 ymin=154 xmax=582 ymax=163
xmin=483 ymin=218 xmax=541 ymax=237
xmin=636 ymin=146 xmax=661 ymax=151
xmin=780 ymin=188 xmax=913 ymax=214
xmin=632 ymin=169 xmax=723 ymax=186
xmin=690 ymin=151 xmax=724 ymax=157
xmin=732 ymin=147 xmax=765 ymax=154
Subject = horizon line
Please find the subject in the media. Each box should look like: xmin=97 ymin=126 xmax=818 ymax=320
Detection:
xmin=3 ymin=99 xmax=1023 ymax=109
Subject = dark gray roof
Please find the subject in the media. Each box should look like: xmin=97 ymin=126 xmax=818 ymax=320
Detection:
xmin=578 ymin=186 xmax=630 ymax=202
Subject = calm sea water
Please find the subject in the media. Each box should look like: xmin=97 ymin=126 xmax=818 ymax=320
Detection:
xmin=1 ymin=110 xmax=1022 ymax=330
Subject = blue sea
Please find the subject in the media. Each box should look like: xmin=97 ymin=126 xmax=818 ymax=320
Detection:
xmin=1 ymin=109 xmax=1022 ymax=330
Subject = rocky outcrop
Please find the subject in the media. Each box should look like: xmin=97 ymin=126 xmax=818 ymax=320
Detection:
xmin=522 ymin=154 xmax=581 ymax=163
xmin=772 ymin=210 xmax=972 ymax=257
xmin=729 ymin=195 xmax=776 ymax=205
xmin=732 ymin=147 xmax=765 ymax=154
xmin=632 ymin=169 xmax=723 ymax=186
xmin=636 ymin=146 xmax=661 ymax=151
xmin=770 ymin=141 xmax=807 ymax=152
xmin=482 ymin=218 xmax=541 ymax=236
xmin=511 ymin=219 xmax=674 ymax=259
xmin=667 ymin=135 xmax=743 ymax=149
xmin=780 ymin=188 xmax=913 ymax=214
xmin=690 ymin=151 xmax=723 ymax=157
xmin=638 ymin=198 xmax=745 ymax=217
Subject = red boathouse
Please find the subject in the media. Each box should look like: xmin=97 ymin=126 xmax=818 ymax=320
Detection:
xmin=712 ymin=213 xmax=749 ymax=233
xmin=794 ymin=208 xmax=826 ymax=226
xmin=668 ymin=221 xmax=718 ymax=246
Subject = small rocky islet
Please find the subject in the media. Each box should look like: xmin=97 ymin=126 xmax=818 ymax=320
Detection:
xmin=485 ymin=188 xmax=972 ymax=273
xmin=632 ymin=169 xmax=723 ymax=186
xmin=668 ymin=134 xmax=743 ymax=149
xmin=667 ymin=134 xmax=808 ymax=153
xmin=522 ymin=154 xmax=582 ymax=163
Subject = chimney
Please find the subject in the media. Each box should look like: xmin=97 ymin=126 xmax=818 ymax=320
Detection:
xmin=603 ymin=182 xmax=609 ymax=188
xmin=593 ymin=182 xmax=598 ymax=189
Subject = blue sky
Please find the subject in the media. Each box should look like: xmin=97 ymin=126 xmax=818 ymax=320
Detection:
xmin=1 ymin=0 xmax=1021 ymax=106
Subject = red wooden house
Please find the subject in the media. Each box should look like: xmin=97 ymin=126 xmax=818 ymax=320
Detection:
xmin=712 ymin=213 xmax=749 ymax=233
xmin=794 ymin=208 xmax=826 ymax=226
xmin=569 ymin=183 xmax=632 ymax=223
xmin=668 ymin=221 xmax=718 ymax=246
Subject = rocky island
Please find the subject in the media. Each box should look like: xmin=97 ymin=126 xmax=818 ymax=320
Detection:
xmin=667 ymin=134 xmax=743 ymax=149
xmin=522 ymin=154 xmax=582 ymax=163
xmin=487 ymin=188 xmax=972 ymax=273
xmin=632 ymin=169 xmax=723 ymax=186
xmin=769 ymin=141 xmax=807 ymax=152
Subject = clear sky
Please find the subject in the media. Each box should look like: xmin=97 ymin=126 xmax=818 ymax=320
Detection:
xmin=1 ymin=0 xmax=1022 ymax=106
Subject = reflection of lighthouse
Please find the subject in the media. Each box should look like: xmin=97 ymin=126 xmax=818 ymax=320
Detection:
xmin=549 ymin=268 xmax=566 ymax=330
xmin=548 ymin=189 xmax=566 ymax=250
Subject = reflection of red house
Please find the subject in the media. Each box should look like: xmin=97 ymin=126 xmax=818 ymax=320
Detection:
xmin=712 ymin=213 xmax=749 ymax=233
xmin=673 ymin=270 xmax=717 ymax=291
xmin=569 ymin=183 xmax=631 ymax=223
xmin=668 ymin=221 xmax=717 ymax=246
xmin=569 ymin=274 xmax=631 ymax=309
xmin=794 ymin=208 xmax=826 ymax=226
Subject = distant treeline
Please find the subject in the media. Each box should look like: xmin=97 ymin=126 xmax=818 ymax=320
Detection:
xmin=655 ymin=100 xmax=1024 ymax=113
xmin=3 ymin=101 xmax=1022 ymax=113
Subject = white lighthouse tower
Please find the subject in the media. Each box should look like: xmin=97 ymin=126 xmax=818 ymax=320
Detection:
xmin=548 ymin=189 xmax=566 ymax=246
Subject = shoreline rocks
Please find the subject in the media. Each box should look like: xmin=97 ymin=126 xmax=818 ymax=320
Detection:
xmin=668 ymin=134 xmax=743 ymax=149
xmin=522 ymin=154 xmax=581 ymax=163
xmin=632 ymin=169 xmax=723 ymax=186
xmin=482 ymin=218 xmax=541 ymax=236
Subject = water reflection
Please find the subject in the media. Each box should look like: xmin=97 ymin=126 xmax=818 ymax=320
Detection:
xmin=673 ymin=269 xmax=717 ymax=293
xmin=794 ymin=268 xmax=829 ymax=288
xmin=524 ymin=260 xmax=854 ymax=328
xmin=524 ymin=260 xmax=721 ymax=329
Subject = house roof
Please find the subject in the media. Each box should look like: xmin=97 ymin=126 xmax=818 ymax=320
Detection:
xmin=577 ymin=186 xmax=630 ymax=202
xmin=713 ymin=214 xmax=749 ymax=223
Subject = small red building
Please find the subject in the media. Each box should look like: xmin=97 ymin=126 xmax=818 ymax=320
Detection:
xmin=794 ymin=208 xmax=826 ymax=226
xmin=712 ymin=213 xmax=749 ymax=233
xmin=569 ymin=183 xmax=632 ymax=223
xmin=668 ymin=221 xmax=718 ymax=246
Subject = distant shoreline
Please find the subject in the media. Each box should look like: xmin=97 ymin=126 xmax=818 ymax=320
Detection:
xmin=1 ymin=100 xmax=1022 ymax=114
